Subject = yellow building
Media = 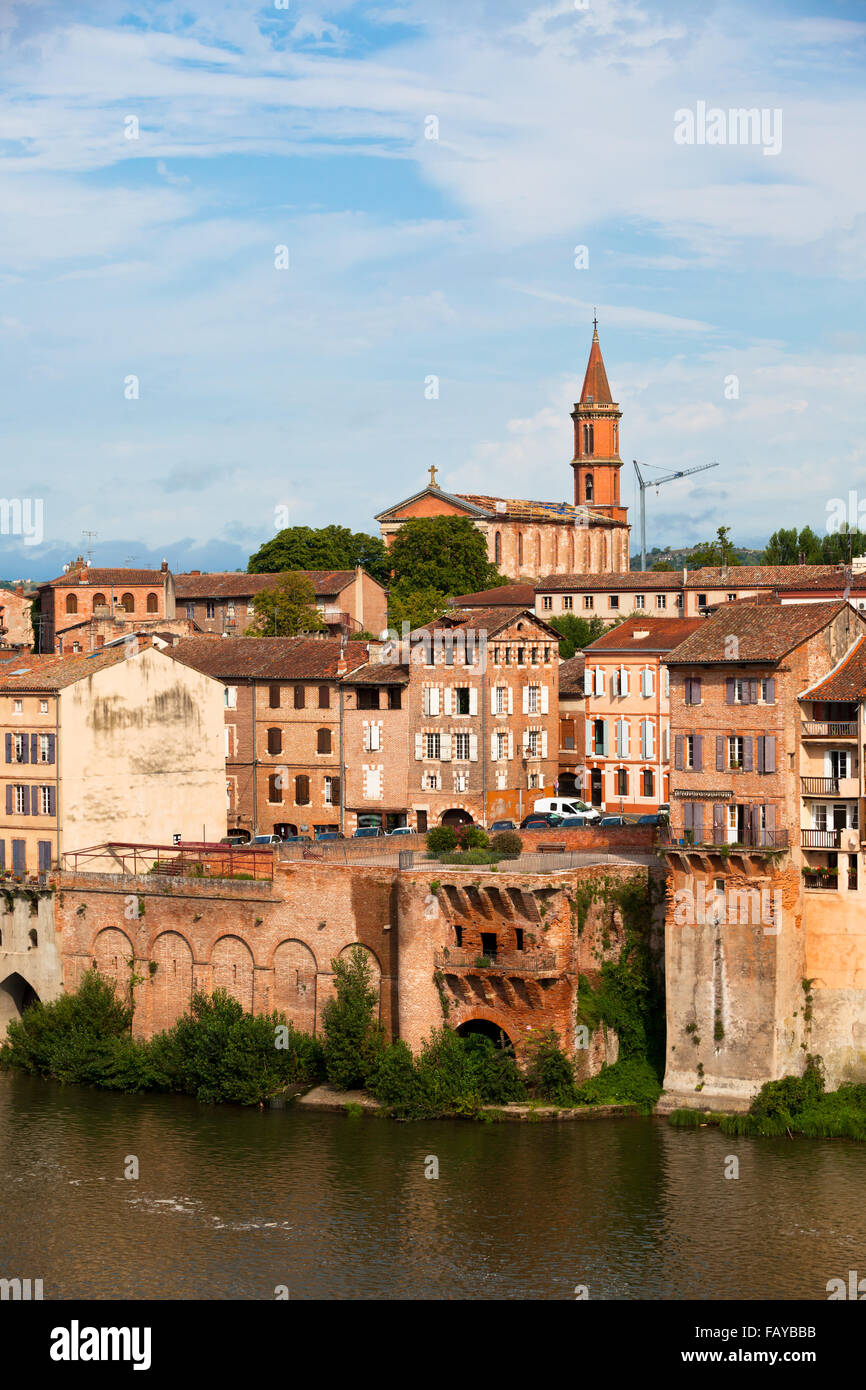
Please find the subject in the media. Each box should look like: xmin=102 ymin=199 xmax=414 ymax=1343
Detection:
xmin=0 ymin=644 xmax=226 ymax=873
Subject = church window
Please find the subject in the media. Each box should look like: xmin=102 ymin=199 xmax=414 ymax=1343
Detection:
xmin=518 ymin=532 xmax=523 ymax=566
xmin=584 ymin=472 xmax=594 ymax=501
xmin=613 ymin=424 xmax=618 ymax=451
xmin=494 ymin=531 xmax=502 ymax=566
xmin=583 ymin=424 xmax=594 ymax=455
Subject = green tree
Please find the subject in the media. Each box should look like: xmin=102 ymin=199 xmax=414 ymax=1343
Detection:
xmin=244 ymin=571 xmax=326 ymax=637
xmin=763 ymin=526 xmax=799 ymax=566
xmin=389 ymin=516 xmax=504 ymax=597
xmin=548 ymin=613 xmax=607 ymax=659
xmin=686 ymin=525 xmax=739 ymax=570
xmin=387 ymin=584 xmax=450 ymax=632
xmin=651 ymin=561 xmax=674 ymax=571
xmin=247 ymin=524 xmax=391 ymax=586
xmin=322 ymin=947 xmax=384 ymax=1090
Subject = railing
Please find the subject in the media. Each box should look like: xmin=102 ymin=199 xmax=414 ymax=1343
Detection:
xmin=660 ymin=827 xmax=789 ymax=850
xmin=61 ymin=840 xmax=274 ymax=881
xmin=800 ymin=776 xmax=840 ymax=795
xmin=804 ymin=872 xmax=838 ymax=890
xmin=802 ymin=721 xmax=857 ymax=737
xmin=434 ymin=948 xmax=557 ymax=974
xmin=801 ymin=828 xmax=842 ymax=849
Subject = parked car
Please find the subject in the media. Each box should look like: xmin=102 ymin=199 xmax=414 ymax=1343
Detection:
xmin=387 ymin=826 xmax=413 ymax=836
xmin=599 ymin=815 xmax=628 ymax=827
xmin=559 ymin=815 xmax=590 ymax=828
xmin=353 ymin=827 xmax=383 ymax=838
xmin=281 ymin=834 xmax=311 ymax=844
xmin=520 ymin=812 xmax=563 ymax=830
xmin=533 ymin=797 xmax=601 ymax=823
xmin=489 ymin=819 xmax=517 ymax=832
xmin=315 ymin=831 xmax=344 ymax=841
xmin=222 ymin=828 xmax=251 ymax=844
xmin=636 ymin=813 xmax=667 ymax=827
xmin=250 ymin=834 xmax=282 ymax=846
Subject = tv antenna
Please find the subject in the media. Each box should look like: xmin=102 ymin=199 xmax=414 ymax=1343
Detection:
xmin=82 ymin=530 xmax=98 ymax=564
xmin=632 ymin=460 xmax=720 ymax=571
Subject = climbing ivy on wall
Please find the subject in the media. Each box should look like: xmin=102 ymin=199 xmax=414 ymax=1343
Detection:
xmin=574 ymin=873 xmax=666 ymax=1077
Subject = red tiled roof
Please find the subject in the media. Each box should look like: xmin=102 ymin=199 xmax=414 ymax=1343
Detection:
xmin=456 ymin=495 xmax=622 ymax=527
xmin=449 ymin=583 xmax=536 ymax=607
xmin=536 ymin=571 xmax=683 ymax=592
xmin=583 ymin=616 xmax=705 ymax=654
xmin=557 ymin=654 xmax=586 ymax=696
xmin=799 ymin=635 xmax=866 ymax=701
xmin=665 ymin=600 xmax=857 ymax=665
xmin=422 ymin=607 xmax=559 ymax=640
xmin=42 ymin=568 xmax=168 ymax=589
xmin=174 ymin=570 xmax=360 ymax=600
xmin=684 ymin=564 xmax=846 ymax=589
xmin=344 ymin=661 xmax=410 ymax=686
xmin=0 ymin=648 xmax=132 ymax=690
xmin=169 ymin=636 xmax=370 ymax=681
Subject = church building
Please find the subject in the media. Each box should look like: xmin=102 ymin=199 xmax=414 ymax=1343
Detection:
xmin=375 ymin=324 xmax=631 ymax=582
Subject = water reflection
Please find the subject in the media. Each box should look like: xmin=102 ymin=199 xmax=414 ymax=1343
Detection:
xmin=1 ymin=1074 xmax=863 ymax=1300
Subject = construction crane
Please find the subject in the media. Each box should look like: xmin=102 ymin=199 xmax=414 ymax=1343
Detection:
xmin=632 ymin=459 xmax=720 ymax=571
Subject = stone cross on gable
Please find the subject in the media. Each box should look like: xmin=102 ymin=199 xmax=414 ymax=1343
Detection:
xmin=428 ymin=465 xmax=439 ymax=488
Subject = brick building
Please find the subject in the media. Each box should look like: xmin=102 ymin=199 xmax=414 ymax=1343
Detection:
xmin=0 ymin=587 xmax=34 ymax=650
xmin=661 ymin=598 xmax=866 ymax=1108
xmin=174 ymin=567 xmax=388 ymax=639
xmin=170 ymin=637 xmax=370 ymax=839
xmin=0 ymin=644 xmax=226 ymax=874
xmin=375 ymin=326 xmax=630 ymax=582
xmin=581 ymin=616 xmax=704 ymax=812
xmin=535 ymin=563 xmax=866 ymax=628
xmin=342 ymin=607 xmax=560 ymax=831
xmin=36 ymin=558 xmax=177 ymax=653
xmin=557 ymin=654 xmax=585 ymax=798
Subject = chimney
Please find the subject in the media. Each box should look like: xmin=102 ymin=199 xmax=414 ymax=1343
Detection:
xmin=160 ymin=558 xmax=169 ymax=572
xmin=683 ymin=566 xmax=688 ymax=582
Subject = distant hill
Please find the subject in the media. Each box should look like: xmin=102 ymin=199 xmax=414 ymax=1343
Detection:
xmin=631 ymin=546 xmax=765 ymax=572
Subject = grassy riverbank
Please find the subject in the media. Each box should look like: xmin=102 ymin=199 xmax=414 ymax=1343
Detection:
xmin=667 ymin=1057 xmax=866 ymax=1141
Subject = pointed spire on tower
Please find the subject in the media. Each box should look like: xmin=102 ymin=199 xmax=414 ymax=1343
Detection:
xmin=580 ymin=316 xmax=612 ymax=405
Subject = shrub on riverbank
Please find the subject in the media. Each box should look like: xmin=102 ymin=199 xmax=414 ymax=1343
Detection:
xmin=574 ymin=1057 xmax=661 ymax=1111
xmin=369 ymin=1028 xmax=526 ymax=1119
xmin=0 ymin=970 xmax=323 ymax=1104
xmin=322 ymin=947 xmax=385 ymax=1090
xmin=719 ymin=1055 xmax=866 ymax=1140
xmin=523 ymin=1029 xmax=578 ymax=1105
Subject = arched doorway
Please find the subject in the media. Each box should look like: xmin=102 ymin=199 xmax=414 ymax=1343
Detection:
xmin=455 ymin=1017 xmax=515 ymax=1052
xmin=0 ymin=972 xmax=40 ymax=1034
xmin=441 ymin=808 xmax=473 ymax=827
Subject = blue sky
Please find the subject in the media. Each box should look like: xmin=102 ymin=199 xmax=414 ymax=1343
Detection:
xmin=0 ymin=0 xmax=864 ymax=578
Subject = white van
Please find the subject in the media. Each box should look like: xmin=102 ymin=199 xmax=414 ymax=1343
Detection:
xmin=533 ymin=797 xmax=600 ymax=823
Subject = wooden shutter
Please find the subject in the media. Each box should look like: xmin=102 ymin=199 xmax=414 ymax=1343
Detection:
xmin=48 ymin=786 xmax=56 ymax=816
xmin=765 ymin=803 xmax=776 ymax=842
xmin=5 ymin=785 xmax=11 ymax=814
xmin=756 ymin=736 xmax=765 ymax=773
xmin=726 ymin=677 xmax=735 ymax=704
xmin=30 ymin=734 xmax=37 ymax=762
xmin=490 ymin=687 xmax=497 ymax=714
xmin=684 ymin=677 xmax=691 ymax=705
xmin=766 ymin=678 xmax=775 ymax=704
xmin=584 ymin=669 xmax=592 ymax=696
xmin=508 ymin=731 xmax=514 ymax=760
xmin=31 ymin=786 xmax=39 ymax=815
xmin=585 ymin=719 xmax=592 ymax=755
xmin=751 ymin=803 xmax=760 ymax=843
xmin=332 ymin=777 xmax=341 ymax=807
xmin=47 ymin=734 xmax=56 ymax=764
xmin=674 ymin=735 xmax=684 ymax=770
xmin=622 ymin=720 xmax=630 ymax=756
xmin=0 ymin=840 xmax=4 ymax=870
xmin=469 ymin=687 xmax=478 ymax=716
xmin=294 ymin=685 xmax=305 ymax=709
xmin=507 ymin=687 xmax=514 ymax=714
xmin=414 ymin=733 xmax=423 ymax=760
xmin=765 ymin=736 xmax=776 ymax=773
xmin=522 ymin=685 xmax=529 ymax=714
xmin=693 ymin=734 xmax=703 ymax=771
xmin=743 ymin=737 xmax=753 ymax=772
xmin=716 ymin=736 xmax=724 ymax=771
xmin=440 ymin=733 xmax=452 ymax=762
xmin=21 ymin=737 xmax=28 ymax=764
xmin=541 ymin=730 xmax=548 ymax=758
xmin=21 ymin=786 xmax=29 ymax=816
xmin=442 ymin=686 xmax=452 ymax=715
xmin=683 ymin=801 xmax=693 ymax=832
xmin=469 ymin=734 xmax=478 ymax=762
xmin=749 ymin=679 xmax=759 ymax=704
xmin=601 ymin=722 xmax=609 ymax=756
xmin=616 ymin=720 xmax=624 ymax=757
xmin=713 ymin=803 xmax=724 ymax=843
xmin=540 ymin=685 xmax=549 ymax=713
xmin=693 ymin=803 xmax=704 ymax=842
xmin=4 ymin=734 xmax=10 ymax=763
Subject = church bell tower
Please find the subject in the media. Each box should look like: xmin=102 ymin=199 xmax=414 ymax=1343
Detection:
xmin=571 ymin=318 xmax=623 ymax=517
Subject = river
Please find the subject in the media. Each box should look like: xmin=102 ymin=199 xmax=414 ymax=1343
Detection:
xmin=1 ymin=1072 xmax=863 ymax=1300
